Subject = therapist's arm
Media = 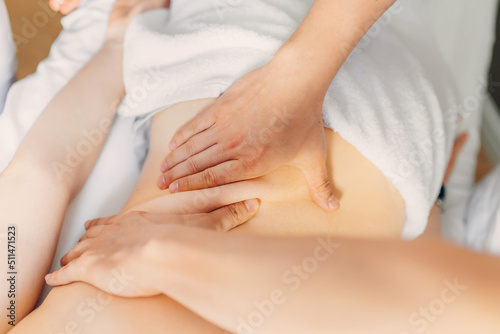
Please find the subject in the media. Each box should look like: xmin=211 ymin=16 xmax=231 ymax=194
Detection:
xmin=132 ymin=230 xmax=500 ymax=334
xmin=159 ymin=0 xmax=397 ymax=212
xmin=277 ymin=0 xmax=397 ymax=92
xmin=48 ymin=219 xmax=500 ymax=334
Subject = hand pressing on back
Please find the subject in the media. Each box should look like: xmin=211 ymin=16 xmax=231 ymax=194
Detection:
xmin=157 ymin=57 xmax=340 ymax=211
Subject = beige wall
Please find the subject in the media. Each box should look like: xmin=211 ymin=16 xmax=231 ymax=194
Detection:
xmin=5 ymin=0 xmax=62 ymax=79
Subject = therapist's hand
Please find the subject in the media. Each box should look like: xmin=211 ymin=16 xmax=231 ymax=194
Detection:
xmin=45 ymin=199 xmax=259 ymax=297
xmin=158 ymin=58 xmax=340 ymax=211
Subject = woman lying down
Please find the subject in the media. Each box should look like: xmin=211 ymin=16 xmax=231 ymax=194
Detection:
xmin=0 ymin=0 xmax=462 ymax=332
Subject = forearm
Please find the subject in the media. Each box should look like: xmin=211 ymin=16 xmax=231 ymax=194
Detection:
xmin=0 ymin=42 xmax=124 ymax=330
xmin=147 ymin=228 xmax=500 ymax=334
xmin=274 ymin=0 xmax=396 ymax=94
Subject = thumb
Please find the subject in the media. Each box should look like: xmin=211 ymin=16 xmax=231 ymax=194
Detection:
xmin=300 ymin=160 xmax=339 ymax=212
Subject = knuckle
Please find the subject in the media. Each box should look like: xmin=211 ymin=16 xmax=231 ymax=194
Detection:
xmin=226 ymin=204 xmax=242 ymax=227
xmin=225 ymin=138 xmax=240 ymax=150
xmin=190 ymin=120 xmax=199 ymax=133
xmin=87 ymin=226 xmax=100 ymax=235
xmin=186 ymin=140 xmax=196 ymax=156
xmin=244 ymin=155 xmax=260 ymax=170
xmin=187 ymin=158 xmax=199 ymax=173
xmin=316 ymin=176 xmax=331 ymax=193
xmin=164 ymin=156 xmax=173 ymax=167
xmin=202 ymin=169 xmax=218 ymax=187
xmin=213 ymin=222 xmax=226 ymax=232
xmin=108 ymin=215 xmax=121 ymax=224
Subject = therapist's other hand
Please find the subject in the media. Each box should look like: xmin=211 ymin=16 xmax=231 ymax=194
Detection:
xmin=158 ymin=60 xmax=340 ymax=211
xmin=46 ymin=199 xmax=259 ymax=297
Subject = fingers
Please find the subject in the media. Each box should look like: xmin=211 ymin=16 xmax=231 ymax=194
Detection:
xmin=202 ymin=199 xmax=260 ymax=231
xmin=301 ymin=160 xmax=339 ymax=212
xmin=79 ymin=225 xmax=107 ymax=241
xmin=60 ymin=240 xmax=92 ymax=267
xmin=168 ymin=160 xmax=240 ymax=193
xmin=84 ymin=216 xmax=115 ymax=230
xmin=158 ymin=145 xmax=225 ymax=190
xmin=169 ymin=112 xmax=216 ymax=151
xmin=161 ymin=131 xmax=217 ymax=173
xmin=46 ymin=260 xmax=86 ymax=286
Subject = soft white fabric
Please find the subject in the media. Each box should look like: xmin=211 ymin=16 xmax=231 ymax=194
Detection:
xmin=121 ymin=0 xmax=457 ymax=239
xmin=0 ymin=0 xmax=16 ymax=113
xmin=429 ymin=0 xmax=498 ymax=242
xmin=465 ymin=165 xmax=500 ymax=256
xmin=0 ymin=0 xmax=140 ymax=302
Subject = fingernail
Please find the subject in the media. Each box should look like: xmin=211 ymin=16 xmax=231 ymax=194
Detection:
xmin=157 ymin=175 xmax=166 ymax=189
xmin=169 ymin=141 xmax=176 ymax=150
xmin=328 ymin=195 xmax=340 ymax=210
xmin=45 ymin=274 xmax=51 ymax=282
xmin=245 ymin=199 xmax=259 ymax=212
xmin=169 ymin=181 xmax=178 ymax=193
xmin=84 ymin=220 xmax=90 ymax=229
xmin=160 ymin=161 xmax=169 ymax=172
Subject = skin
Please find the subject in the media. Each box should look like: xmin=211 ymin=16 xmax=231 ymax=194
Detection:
xmin=158 ymin=0 xmax=398 ymax=211
xmin=7 ymin=94 xmax=462 ymax=333
xmin=0 ymin=40 xmax=124 ymax=334
xmin=0 ymin=0 xmax=168 ymax=330
xmin=46 ymin=222 xmax=500 ymax=334
xmin=1 ymin=0 xmax=462 ymax=333
xmin=5 ymin=79 xmax=407 ymax=334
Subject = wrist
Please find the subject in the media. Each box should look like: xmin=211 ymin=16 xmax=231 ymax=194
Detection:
xmin=272 ymin=40 xmax=342 ymax=97
xmin=101 ymin=39 xmax=124 ymax=54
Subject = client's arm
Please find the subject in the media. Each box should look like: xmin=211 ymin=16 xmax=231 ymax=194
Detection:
xmin=48 ymin=215 xmax=500 ymax=334
xmin=0 ymin=0 xmax=153 ymax=326
xmin=158 ymin=0 xmax=397 ymax=211
xmin=0 ymin=40 xmax=124 ymax=330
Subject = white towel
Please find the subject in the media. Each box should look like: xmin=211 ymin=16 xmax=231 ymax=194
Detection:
xmin=120 ymin=0 xmax=457 ymax=239
xmin=465 ymin=165 xmax=500 ymax=256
